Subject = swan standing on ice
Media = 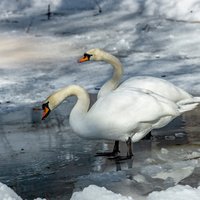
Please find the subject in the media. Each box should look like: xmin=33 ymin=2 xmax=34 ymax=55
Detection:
xmin=42 ymin=85 xmax=199 ymax=159
xmin=78 ymin=48 xmax=199 ymax=154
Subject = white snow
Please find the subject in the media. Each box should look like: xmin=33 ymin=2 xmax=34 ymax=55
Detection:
xmin=0 ymin=0 xmax=200 ymax=109
xmin=1 ymin=0 xmax=200 ymax=199
xmin=144 ymin=0 xmax=200 ymax=21
xmin=147 ymin=185 xmax=200 ymax=200
xmin=71 ymin=184 xmax=200 ymax=200
xmin=0 ymin=182 xmax=22 ymax=200
xmin=1 ymin=181 xmax=200 ymax=200
xmin=0 ymin=182 xmax=46 ymax=200
xmin=70 ymin=185 xmax=134 ymax=200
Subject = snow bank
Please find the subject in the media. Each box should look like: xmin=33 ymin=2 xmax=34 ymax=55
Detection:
xmin=70 ymin=185 xmax=134 ymax=200
xmin=0 ymin=182 xmax=22 ymax=200
xmin=0 ymin=0 xmax=141 ymax=17
xmin=71 ymin=184 xmax=200 ymax=200
xmin=1 ymin=181 xmax=200 ymax=200
xmin=0 ymin=0 xmax=31 ymax=13
xmin=0 ymin=182 xmax=45 ymax=200
xmin=0 ymin=0 xmax=99 ymax=17
xmin=144 ymin=0 xmax=200 ymax=21
xmin=0 ymin=0 xmax=103 ymax=14
xmin=147 ymin=185 xmax=200 ymax=200
xmin=2 ymin=0 xmax=200 ymax=21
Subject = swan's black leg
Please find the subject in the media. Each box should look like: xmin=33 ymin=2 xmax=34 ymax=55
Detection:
xmin=96 ymin=140 xmax=120 ymax=157
xmin=110 ymin=137 xmax=133 ymax=161
xmin=96 ymin=138 xmax=133 ymax=160
xmin=113 ymin=140 xmax=120 ymax=154
xmin=126 ymin=137 xmax=133 ymax=159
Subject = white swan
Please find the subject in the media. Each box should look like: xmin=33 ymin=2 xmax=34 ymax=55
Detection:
xmin=78 ymin=48 xmax=193 ymax=102
xmin=78 ymin=48 xmax=200 ymax=154
xmin=42 ymin=85 xmax=199 ymax=159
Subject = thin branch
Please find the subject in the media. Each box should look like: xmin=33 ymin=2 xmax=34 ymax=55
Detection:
xmin=94 ymin=0 xmax=102 ymax=13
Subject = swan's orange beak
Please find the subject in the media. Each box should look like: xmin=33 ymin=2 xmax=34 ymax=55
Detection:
xmin=42 ymin=103 xmax=51 ymax=120
xmin=78 ymin=55 xmax=89 ymax=63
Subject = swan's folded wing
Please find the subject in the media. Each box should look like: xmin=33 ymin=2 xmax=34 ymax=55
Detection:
xmin=87 ymin=89 xmax=180 ymax=134
xmin=119 ymin=76 xmax=192 ymax=102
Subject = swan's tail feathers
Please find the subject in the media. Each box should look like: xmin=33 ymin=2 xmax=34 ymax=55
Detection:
xmin=177 ymin=97 xmax=200 ymax=113
xmin=192 ymin=97 xmax=200 ymax=103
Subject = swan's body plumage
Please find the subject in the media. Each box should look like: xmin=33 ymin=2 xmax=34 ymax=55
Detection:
xmin=80 ymin=88 xmax=180 ymax=142
xmin=42 ymin=85 xmax=197 ymax=143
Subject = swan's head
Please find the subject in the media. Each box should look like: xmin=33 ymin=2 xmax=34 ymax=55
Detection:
xmin=42 ymin=85 xmax=82 ymax=120
xmin=78 ymin=48 xmax=104 ymax=62
xmin=42 ymin=100 xmax=52 ymax=120
xmin=42 ymin=94 xmax=58 ymax=120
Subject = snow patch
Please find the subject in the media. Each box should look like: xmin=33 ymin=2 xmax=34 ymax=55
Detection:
xmin=0 ymin=182 xmax=22 ymax=200
xmin=0 ymin=182 xmax=46 ymax=200
xmin=144 ymin=0 xmax=200 ymax=21
xmin=70 ymin=185 xmax=134 ymax=200
xmin=147 ymin=185 xmax=200 ymax=200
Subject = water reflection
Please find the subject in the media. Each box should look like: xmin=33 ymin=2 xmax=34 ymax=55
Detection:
xmin=0 ymin=123 xmax=98 ymax=199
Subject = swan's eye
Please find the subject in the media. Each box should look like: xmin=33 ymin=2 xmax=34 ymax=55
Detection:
xmin=42 ymin=101 xmax=49 ymax=110
xmin=84 ymin=53 xmax=92 ymax=60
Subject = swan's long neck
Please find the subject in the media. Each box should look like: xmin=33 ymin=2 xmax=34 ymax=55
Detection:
xmin=50 ymin=85 xmax=92 ymax=136
xmin=49 ymin=85 xmax=90 ymax=126
xmin=50 ymin=85 xmax=90 ymax=112
xmin=98 ymin=52 xmax=123 ymax=98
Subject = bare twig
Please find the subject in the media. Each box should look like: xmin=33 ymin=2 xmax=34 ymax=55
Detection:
xmin=183 ymin=156 xmax=200 ymax=161
xmin=26 ymin=17 xmax=34 ymax=33
xmin=166 ymin=18 xmax=200 ymax=24
xmin=94 ymin=0 xmax=102 ymax=13
xmin=47 ymin=4 xmax=51 ymax=20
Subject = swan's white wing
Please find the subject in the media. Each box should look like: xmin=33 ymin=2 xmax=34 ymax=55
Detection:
xmin=119 ymin=76 xmax=192 ymax=102
xmin=87 ymin=89 xmax=180 ymax=141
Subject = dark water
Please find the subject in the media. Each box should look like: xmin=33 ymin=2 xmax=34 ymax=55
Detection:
xmin=0 ymin=123 xmax=99 ymax=199
xmin=0 ymin=105 xmax=200 ymax=199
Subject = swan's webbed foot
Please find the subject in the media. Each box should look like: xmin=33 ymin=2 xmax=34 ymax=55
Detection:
xmin=96 ymin=151 xmax=119 ymax=157
xmin=113 ymin=137 xmax=133 ymax=160
xmin=110 ymin=155 xmax=133 ymax=161
xmin=96 ymin=138 xmax=133 ymax=161
xmin=108 ymin=137 xmax=133 ymax=161
xmin=95 ymin=140 xmax=120 ymax=157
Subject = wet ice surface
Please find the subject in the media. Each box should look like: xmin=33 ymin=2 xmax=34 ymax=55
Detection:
xmin=0 ymin=105 xmax=200 ymax=200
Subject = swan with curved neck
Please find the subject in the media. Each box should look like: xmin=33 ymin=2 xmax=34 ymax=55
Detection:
xmin=78 ymin=48 xmax=193 ymax=102
xmin=42 ymin=84 xmax=199 ymax=158
xmin=78 ymin=48 xmax=200 ymax=154
xmin=79 ymin=49 xmax=123 ymax=98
